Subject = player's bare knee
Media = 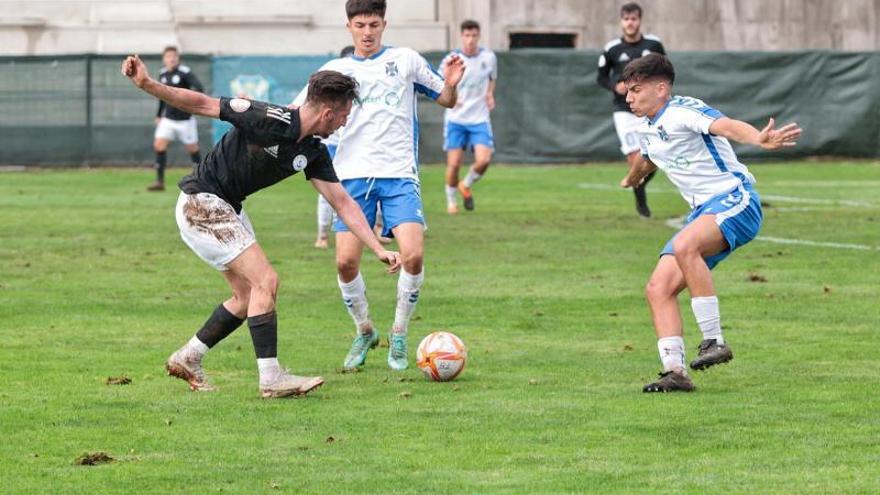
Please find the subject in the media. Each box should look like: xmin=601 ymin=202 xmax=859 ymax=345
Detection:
xmin=671 ymin=237 xmax=699 ymax=258
xmin=336 ymin=257 xmax=360 ymax=279
xmin=402 ymin=252 xmax=423 ymax=274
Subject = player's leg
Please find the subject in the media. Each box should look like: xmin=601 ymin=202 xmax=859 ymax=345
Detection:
xmin=386 ymin=222 xmax=423 ymax=370
xmin=165 ymin=271 xmax=249 ymax=391
xmin=458 ymin=123 xmax=494 ymax=211
xmin=379 ymin=178 xmax=427 ymax=370
xmin=227 ymin=244 xmax=323 ymax=398
xmin=670 ymin=214 xmax=734 ymax=371
xmin=150 ymin=129 xmax=170 ymax=191
xmin=643 ymin=255 xmax=694 ymax=392
xmin=182 ymin=117 xmax=201 ymax=166
xmin=315 ymin=194 xmax=334 ymax=248
xmin=445 ymin=149 xmax=464 ymax=214
xmin=613 ymin=112 xmax=647 ymax=216
xmin=334 ymin=179 xmax=380 ymax=369
xmin=628 ymin=151 xmax=655 ymax=218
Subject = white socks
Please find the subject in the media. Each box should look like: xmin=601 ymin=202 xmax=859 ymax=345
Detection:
xmin=445 ymin=185 xmax=458 ymax=205
xmin=257 ymin=357 xmax=281 ymax=385
xmin=338 ymin=273 xmax=372 ymax=333
xmin=463 ymin=170 xmax=482 ymax=188
xmin=657 ymin=336 xmax=686 ymax=372
xmin=185 ymin=335 xmax=209 ymax=358
xmin=316 ymin=194 xmax=335 ymax=237
xmin=692 ymin=296 xmax=724 ymax=344
xmin=392 ymin=269 xmax=424 ymax=335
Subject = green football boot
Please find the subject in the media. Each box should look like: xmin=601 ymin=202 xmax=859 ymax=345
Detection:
xmin=343 ymin=328 xmax=379 ymax=370
xmin=387 ymin=333 xmax=408 ymax=371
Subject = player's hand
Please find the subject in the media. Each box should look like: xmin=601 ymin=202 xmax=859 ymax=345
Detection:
xmin=614 ymin=81 xmax=628 ymax=95
xmin=375 ymin=250 xmax=402 ymax=273
xmin=620 ymin=175 xmax=642 ymax=188
xmin=758 ymin=118 xmax=802 ymax=150
xmin=443 ymin=54 xmax=466 ymax=88
xmin=121 ymin=55 xmax=149 ymax=88
xmin=486 ymin=93 xmax=495 ymax=111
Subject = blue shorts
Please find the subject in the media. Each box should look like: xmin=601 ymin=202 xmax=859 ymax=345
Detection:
xmin=443 ymin=121 xmax=494 ymax=151
xmin=334 ymin=178 xmax=425 ymax=238
xmin=661 ymin=183 xmax=763 ymax=269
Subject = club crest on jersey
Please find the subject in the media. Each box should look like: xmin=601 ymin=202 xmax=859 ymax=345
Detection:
xmin=292 ymin=154 xmax=308 ymax=172
xmin=172 ymin=74 xmax=181 ymax=85
xmin=657 ymin=125 xmax=670 ymax=142
xmin=230 ymin=98 xmax=251 ymax=113
xmin=385 ymin=61 xmax=399 ymax=77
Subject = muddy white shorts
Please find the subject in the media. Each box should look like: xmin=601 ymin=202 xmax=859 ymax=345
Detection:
xmin=155 ymin=117 xmax=199 ymax=145
xmin=175 ymin=192 xmax=256 ymax=271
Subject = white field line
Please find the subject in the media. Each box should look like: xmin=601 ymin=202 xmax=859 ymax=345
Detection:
xmin=577 ymin=182 xmax=877 ymax=208
xmin=663 ymin=217 xmax=878 ymax=251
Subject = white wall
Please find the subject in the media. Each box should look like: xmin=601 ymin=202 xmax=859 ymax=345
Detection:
xmin=1 ymin=0 xmax=878 ymax=55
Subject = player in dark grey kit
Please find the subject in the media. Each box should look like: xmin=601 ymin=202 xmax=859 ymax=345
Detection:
xmin=149 ymin=46 xmax=205 ymax=191
xmin=597 ymin=2 xmax=666 ymax=217
xmin=121 ymin=54 xmax=401 ymax=398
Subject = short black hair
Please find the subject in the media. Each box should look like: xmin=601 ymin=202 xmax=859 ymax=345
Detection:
xmin=345 ymin=0 xmax=386 ymax=19
xmin=162 ymin=46 xmax=178 ymax=55
xmin=340 ymin=45 xmax=355 ymax=58
xmin=621 ymin=53 xmax=675 ymax=85
xmin=461 ymin=19 xmax=480 ymax=32
xmin=306 ymin=70 xmax=359 ymax=108
xmin=620 ymin=2 xmax=643 ymax=18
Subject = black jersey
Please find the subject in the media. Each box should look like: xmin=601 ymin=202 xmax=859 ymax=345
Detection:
xmin=596 ymin=34 xmax=666 ymax=112
xmin=156 ymin=65 xmax=205 ymax=121
xmin=178 ymin=97 xmax=339 ymax=213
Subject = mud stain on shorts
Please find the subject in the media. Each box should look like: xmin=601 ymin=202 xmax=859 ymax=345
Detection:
xmin=183 ymin=196 xmax=242 ymax=244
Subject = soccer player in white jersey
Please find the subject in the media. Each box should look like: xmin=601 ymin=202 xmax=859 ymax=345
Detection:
xmin=440 ymin=20 xmax=497 ymax=214
xmin=315 ymin=45 xmax=355 ymax=249
xmin=294 ymin=0 xmax=465 ymax=371
xmin=618 ymin=54 xmax=801 ymax=392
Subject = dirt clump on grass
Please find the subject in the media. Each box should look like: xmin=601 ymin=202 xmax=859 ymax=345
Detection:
xmin=75 ymin=452 xmax=114 ymax=466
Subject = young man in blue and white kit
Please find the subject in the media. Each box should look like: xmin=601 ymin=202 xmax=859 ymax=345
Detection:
xmin=441 ymin=19 xmax=497 ymax=214
xmin=619 ymin=54 xmax=801 ymax=392
xmin=295 ymin=0 xmax=465 ymax=370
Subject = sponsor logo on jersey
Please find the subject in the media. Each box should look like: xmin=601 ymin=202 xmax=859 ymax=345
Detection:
xmin=385 ymin=61 xmax=399 ymax=77
xmin=292 ymin=154 xmax=308 ymax=171
xmin=618 ymin=53 xmax=631 ymax=63
xmin=642 ymin=49 xmax=653 ymax=57
xmin=264 ymin=145 xmax=279 ymax=158
xmin=230 ymin=98 xmax=251 ymax=113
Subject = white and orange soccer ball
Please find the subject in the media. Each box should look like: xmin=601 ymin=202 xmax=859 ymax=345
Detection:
xmin=416 ymin=331 xmax=467 ymax=382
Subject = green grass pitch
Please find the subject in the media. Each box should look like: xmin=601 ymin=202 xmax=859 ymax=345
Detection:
xmin=1 ymin=162 xmax=878 ymax=493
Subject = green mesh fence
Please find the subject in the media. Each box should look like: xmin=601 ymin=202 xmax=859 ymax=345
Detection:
xmin=0 ymin=54 xmax=212 ymax=166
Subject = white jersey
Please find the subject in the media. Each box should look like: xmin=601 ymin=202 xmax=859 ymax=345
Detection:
xmin=636 ymin=95 xmax=756 ymax=208
xmin=440 ymin=48 xmax=497 ymax=125
xmin=294 ymin=46 xmax=445 ymax=180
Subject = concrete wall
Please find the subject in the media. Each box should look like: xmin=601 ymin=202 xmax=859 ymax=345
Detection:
xmin=0 ymin=0 xmax=446 ymax=55
xmin=441 ymin=0 xmax=880 ymax=51
xmin=1 ymin=0 xmax=878 ymax=55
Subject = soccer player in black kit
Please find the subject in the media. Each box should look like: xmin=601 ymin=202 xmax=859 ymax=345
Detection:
xmin=149 ymin=46 xmax=205 ymax=192
xmin=597 ymin=2 xmax=666 ymax=217
xmin=121 ymin=54 xmax=401 ymax=398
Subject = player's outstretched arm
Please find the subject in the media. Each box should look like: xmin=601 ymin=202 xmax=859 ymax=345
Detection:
xmin=121 ymin=55 xmax=220 ymax=118
xmin=311 ymin=179 xmax=402 ymax=273
xmin=709 ymin=117 xmax=802 ymax=150
xmin=435 ymin=54 xmax=465 ymax=108
xmin=620 ymin=156 xmax=658 ymax=188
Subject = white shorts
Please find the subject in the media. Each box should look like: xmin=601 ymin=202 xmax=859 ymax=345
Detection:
xmin=155 ymin=117 xmax=199 ymax=145
xmin=175 ymin=192 xmax=256 ymax=271
xmin=612 ymin=111 xmax=643 ymax=155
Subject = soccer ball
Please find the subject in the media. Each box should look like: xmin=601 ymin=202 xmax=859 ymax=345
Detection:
xmin=416 ymin=332 xmax=467 ymax=382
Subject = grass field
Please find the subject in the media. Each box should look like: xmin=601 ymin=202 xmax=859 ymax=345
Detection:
xmin=1 ymin=162 xmax=879 ymax=494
